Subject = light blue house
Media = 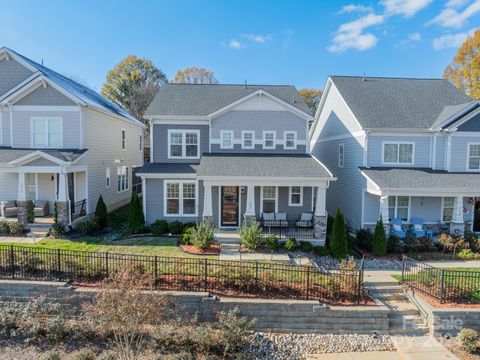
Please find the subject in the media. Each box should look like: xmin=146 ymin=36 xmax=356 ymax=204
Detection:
xmin=137 ymin=84 xmax=335 ymax=243
xmin=310 ymin=76 xmax=480 ymax=235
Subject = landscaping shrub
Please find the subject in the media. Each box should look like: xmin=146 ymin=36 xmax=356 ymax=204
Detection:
xmin=151 ymin=219 xmax=169 ymax=235
xmin=313 ymin=246 xmax=330 ymax=256
xmin=326 ymin=215 xmax=335 ymax=247
xmin=27 ymin=200 xmax=35 ymax=223
xmin=75 ymin=219 xmax=100 ymax=236
xmin=96 ymin=351 xmax=118 ymax=360
xmin=265 ymin=235 xmax=280 ymax=251
xmin=239 ymin=220 xmax=263 ymax=250
xmin=340 ymin=257 xmax=357 ymax=271
xmin=69 ymin=348 xmax=96 ymax=360
xmin=191 ymin=221 xmax=215 ymax=250
xmin=372 ymin=218 xmax=387 ymax=256
xmin=284 ymin=238 xmax=298 ymax=251
xmin=299 ymin=241 xmax=313 ymax=253
xmin=180 ymin=226 xmax=195 ymax=245
xmin=95 ymin=195 xmax=108 ymax=228
xmin=457 ymin=249 xmax=479 ymax=260
xmin=458 ymin=328 xmax=480 ymax=353
xmin=464 ymin=231 xmax=480 ymax=252
xmin=39 ymin=351 xmax=62 ymax=360
xmin=7 ymin=221 xmax=24 ymax=235
xmin=438 ymin=234 xmax=470 ymax=255
xmin=128 ymin=191 xmax=145 ymax=234
xmin=387 ymin=235 xmax=402 ymax=253
xmin=356 ymin=228 xmax=373 ymax=251
xmin=169 ymin=221 xmax=184 ymax=235
xmin=329 ymin=209 xmax=347 ymax=259
xmin=0 ymin=220 xmax=9 ymax=234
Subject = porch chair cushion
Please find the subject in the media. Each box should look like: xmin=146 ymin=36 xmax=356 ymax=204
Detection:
xmin=300 ymin=212 xmax=313 ymax=221
xmin=414 ymin=224 xmax=423 ymax=232
xmin=296 ymin=212 xmax=313 ymax=228
xmin=1 ymin=201 xmax=18 ymax=218
xmin=392 ymin=224 xmax=402 ymax=232
xmin=33 ymin=201 xmax=49 ymax=217
xmin=262 ymin=212 xmax=275 ymax=221
xmin=276 ymin=212 xmax=287 ymax=220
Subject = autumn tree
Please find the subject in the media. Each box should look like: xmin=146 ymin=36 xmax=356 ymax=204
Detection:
xmin=298 ymin=88 xmax=322 ymax=114
xmin=172 ymin=67 xmax=219 ymax=84
xmin=102 ymin=56 xmax=167 ymax=123
xmin=444 ymin=29 xmax=480 ymax=99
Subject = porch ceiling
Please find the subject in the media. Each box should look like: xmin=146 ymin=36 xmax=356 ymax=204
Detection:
xmin=360 ymin=167 xmax=480 ymax=195
xmin=197 ymin=154 xmax=334 ymax=180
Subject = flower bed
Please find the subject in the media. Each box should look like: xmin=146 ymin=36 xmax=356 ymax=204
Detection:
xmin=180 ymin=244 xmax=220 ymax=255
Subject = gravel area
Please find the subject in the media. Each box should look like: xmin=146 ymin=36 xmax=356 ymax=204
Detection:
xmin=311 ymin=255 xmax=403 ymax=270
xmin=248 ymin=333 xmax=396 ymax=360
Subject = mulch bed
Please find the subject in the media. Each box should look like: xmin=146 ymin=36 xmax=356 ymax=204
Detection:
xmin=180 ymin=244 xmax=220 ymax=255
xmin=438 ymin=336 xmax=480 ymax=360
xmin=405 ymin=286 xmax=480 ymax=308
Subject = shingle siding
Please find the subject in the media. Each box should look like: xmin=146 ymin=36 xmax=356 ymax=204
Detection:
xmin=0 ymin=57 xmax=34 ymax=97
xmin=15 ymin=84 xmax=76 ymax=106
xmin=1 ymin=109 xmax=10 ymax=146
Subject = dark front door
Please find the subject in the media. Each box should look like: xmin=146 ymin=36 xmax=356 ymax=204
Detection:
xmin=221 ymin=186 xmax=239 ymax=227
xmin=67 ymin=173 xmax=75 ymax=214
xmin=474 ymin=198 xmax=480 ymax=232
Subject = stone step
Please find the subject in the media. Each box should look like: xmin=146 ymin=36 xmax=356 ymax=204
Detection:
xmin=389 ymin=315 xmax=426 ymax=326
xmin=373 ymin=293 xmax=409 ymax=301
xmin=367 ymin=285 xmax=404 ymax=294
xmin=216 ymin=238 xmax=241 ymax=244
xmin=382 ymin=300 xmax=421 ymax=316
xmin=389 ymin=324 xmax=429 ymax=335
xmin=364 ymin=281 xmax=399 ymax=287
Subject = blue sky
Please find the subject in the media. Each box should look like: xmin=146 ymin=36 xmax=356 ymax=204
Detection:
xmin=1 ymin=0 xmax=479 ymax=92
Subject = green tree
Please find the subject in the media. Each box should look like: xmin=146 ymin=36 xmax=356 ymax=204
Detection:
xmin=444 ymin=29 xmax=480 ymax=99
xmin=298 ymin=88 xmax=322 ymax=114
xmin=372 ymin=217 xmax=387 ymax=256
xmin=101 ymin=56 xmax=167 ymax=123
xmin=172 ymin=67 xmax=218 ymax=84
xmin=329 ymin=208 xmax=348 ymax=259
xmin=95 ymin=195 xmax=108 ymax=228
xmin=128 ymin=191 xmax=145 ymax=234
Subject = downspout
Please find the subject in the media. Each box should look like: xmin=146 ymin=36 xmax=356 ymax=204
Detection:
xmin=0 ymin=106 xmax=3 ymax=147
xmin=363 ymin=130 xmax=370 ymax=167
xmin=8 ymin=103 xmax=13 ymax=147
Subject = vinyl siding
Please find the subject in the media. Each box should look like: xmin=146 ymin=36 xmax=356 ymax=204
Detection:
xmin=11 ymin=109 xmax=81 ymax=148
xmin=434 ymin=134 xmax=447 ymax=170
xmin=0 ymin=173 xmax=18 ymax=201
xmin=363 ymin=193 xmax=380 ymax=224
xmin=37 ymin=173 xmax=56 ymax=213
xmin=15 ymin=85 xmax=76 ymax=106
xmin=79 ymin=108 xmax=144 ymax=214
xmin=450 ymin=134 xmax=480 ymax=172
xmin=0 ymin=57 xmax=34 ymax=97
xmin=410 ymin=197 xmax=442 ymax=223
xmin=151 ymin=124 xmax=209 ymax=163
xmin=367 ymin=135 xmax=431 ymax=167
xmin=211 ymin=110 xmax=307 ymax=154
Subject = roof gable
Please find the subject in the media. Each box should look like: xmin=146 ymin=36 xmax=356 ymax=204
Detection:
xmin=0 ymin=55 xmax=35 ymax=97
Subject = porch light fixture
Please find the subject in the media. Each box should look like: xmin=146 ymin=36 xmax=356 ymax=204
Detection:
xmin=51 ymin=175 xmax=55 ymax=182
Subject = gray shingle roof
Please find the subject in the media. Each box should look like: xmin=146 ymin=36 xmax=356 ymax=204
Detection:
xmin=197 ymin=154 xmax=332 ymax=178
xmin=2 ymin=47 xmax=143 ymax=126
xmin=136 ymin=163 xmax=198 ymax=175
xmin=330 ymin=76 xmax=472 ymax=129
xmin=0 ymin=148 xmax=87 ymax=163
xmin=146 ymin=84 xmax=312 ymax=117
xmin=361 ymin=167 xmax=480 ymax=191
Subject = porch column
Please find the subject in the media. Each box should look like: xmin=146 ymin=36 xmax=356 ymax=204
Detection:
xmin=380 ymin=195 xmax=390 ymax=233
xmin=450 ymin=196 xmax=465 ymax=236
xmin=244 ymin=185 xmax=256 ymax=225
xmin=313 ymin=186 xmax=327 ymax=244
xmin=56 ymin=172 xmax=70 ymax=228
xmin=202 ymin=182 xmax=213 ymax=223
xmin=16 ymin=173 xmax=28 ymax=225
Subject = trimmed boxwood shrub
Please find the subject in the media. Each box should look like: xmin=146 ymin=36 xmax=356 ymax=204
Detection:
xmin=265 ymin=235 xmax=280 ymax=251
xmin=8 ymin=221 xmax=24 ymax=235
xmin=191 ymin=221 xmax=215 ymax=250
xmin=356 ymin=228 xmax=373 ymax=251
xmin=169 ymin=221 xmax=184 ymax=235
xmin=151 ymin=219 xmax=169 ymax=235
xmin=239 ymin=220 xmax=263 ymax=250
xmin=0 ymin=221 xmax=9 ymax=234
xmin=299 ymin=241 xmax=314 ymax=253
xmin=313 ymin=246 xmax=330 ymax=256
xmin=284 ymin=238 xmax=298 ymax=251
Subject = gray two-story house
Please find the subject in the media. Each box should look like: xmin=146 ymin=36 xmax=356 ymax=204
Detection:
xmin=310 ymin=76 xmax=480 ymax=235
xmin=0 ymin=47 xmax=145 ymax=228
xmin=137 ymin=84 xmax=335 ymax=243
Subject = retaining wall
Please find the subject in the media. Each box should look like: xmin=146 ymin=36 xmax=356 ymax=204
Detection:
xmin=0 ymin=280 xmax=389 ymax=334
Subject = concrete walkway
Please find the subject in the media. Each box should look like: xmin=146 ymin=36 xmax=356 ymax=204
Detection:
xmin=424 ymin=260 xmax=480 ymax=268
xmin=0 ymin=236 xmax=37 ymax=243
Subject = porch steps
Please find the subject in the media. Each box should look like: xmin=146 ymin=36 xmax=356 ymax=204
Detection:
xmin=366 ymin=283 xmax=429 ymax=336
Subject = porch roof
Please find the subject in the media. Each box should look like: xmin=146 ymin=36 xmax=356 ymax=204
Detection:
xmin=197 ymin=154 xmax=333 ymax=179
xmin=360 ymin=167 xmax=480 ymax=194
xmin=0 ymin=148 xmax=87 ymax=164
xmin=136 ymin=162 xmax=199 ymax=175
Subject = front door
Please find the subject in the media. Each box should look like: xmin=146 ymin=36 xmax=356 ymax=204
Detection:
xmin=221 ymin=186 xmax=239 ymax=227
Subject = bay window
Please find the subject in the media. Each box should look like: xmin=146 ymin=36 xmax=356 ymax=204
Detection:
xmin=165 ymin=181 xmax=197 ymax=216
xmin=32 ymin=117 xmax=62 ymax=148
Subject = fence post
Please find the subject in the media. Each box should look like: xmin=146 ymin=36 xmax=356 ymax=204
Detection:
xmin=255 ymin=261 xmax=259 ymax=296
xmin=306 ymin=266 xmax=310 ymax=300
xmin=10 ymin=245 xmax=14 ymax=279
xmin=154 ymin=256 xmax=158 ymax=290
xmin=204 ymin=258 xmax=208 ymax=292
xmin=57 ymin=249 xmax=62 ymax=281
xmin=401 ymin=256 xmax=406 ymax=283
xmin=439 ymin=269 xmax=445 ymax=304
xmin=105 ymin=252 xmax=109 ymax=279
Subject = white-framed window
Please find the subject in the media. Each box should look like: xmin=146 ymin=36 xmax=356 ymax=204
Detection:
xmin=383 ymin=142 xmax=414 ymax=165
xmin=106 ymin=167 xmax=111 ymax=188
xmin=261 ymin=186 xmax=277 ymax=213
xmin=220 ymin=130 xmax=234 ymax=149
xmin=468 ymin=143 xmax=480 ymax=170
xmin=121 ymin=129 xmax=126 ymax=150
xmin=31 ymin=117 xmax=62 ymax=148
xmin=442 ymin=197 xmax=454 ymax=222
xmin=289 ymin=186 xmax=303 ymax=206
xmin=139 ymin=133 xmax=143 ymax=151
xmin=117 ymin=166 xmax=129 ymax=192
xmin=242 ymin=131 xmax=254 ymax=149
xmin=168 ymin=129 xmax=200 ymax=159
xmin=284 ymin=131 xmax=297 ymax=149
xmin=388 ymin=196 xmax=409 ymax=221
xmin=339 ymin=143 xmax=345 ymax=168
xmin=164 ymin=180 xmax=197 ymax=216
xmin=263 ymin=131 xmax=276 ymax=149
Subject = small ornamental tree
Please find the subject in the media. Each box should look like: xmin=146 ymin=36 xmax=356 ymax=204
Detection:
xmin=95 ymin=195 xmax=108 ymax=228
xmin=372 ymin=217 xmax=388 ymax=256
xmin=329 ymin=208 xmax=348 ymax=259
xmin=128 ymin=191 xmax=145 ymax=234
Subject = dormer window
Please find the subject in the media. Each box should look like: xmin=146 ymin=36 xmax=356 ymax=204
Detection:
xmin=263 ymin=131 xmax=276 ymax=149
xmin=383 ymin=142 xmax=414 ymax=165
xmin=31 ymin=117 xmax=62 ymax=148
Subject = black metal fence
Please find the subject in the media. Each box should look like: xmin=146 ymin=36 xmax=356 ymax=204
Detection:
xmin=401 ymin=256 xmax=480 ymax=304
xmin=261 ymin=220 xmax=315 ymax=239
xmin=71 ymin=199 xmax=87 ymax=221
xmin=0 ymin=245 xmax=366 ymax=304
